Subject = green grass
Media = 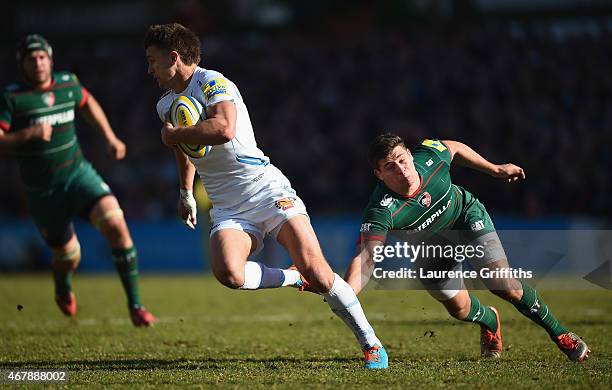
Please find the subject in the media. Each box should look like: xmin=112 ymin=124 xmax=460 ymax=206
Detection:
xmin=0 ymin=274 xmax=610 ymax=388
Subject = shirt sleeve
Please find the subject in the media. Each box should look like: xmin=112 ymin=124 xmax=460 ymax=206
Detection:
xmin=418 ymin=139 xmax=452 ymax=165
xmin=200 ymin=76 xmax=236 ymax=108
xmin=0 ymin=92 xmax=13 ymax=133
xmin=359 ymin=206 xmax=393 ymax=243
xmin=69 ymin=73 xmax=88 ymax=108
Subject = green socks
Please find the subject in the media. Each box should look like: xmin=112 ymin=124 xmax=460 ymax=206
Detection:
xmin=111 ymin=247 xmax=142 ymax=309
xmin=512 ymin=282 xmax=568 ymax=339
xmin=465 ymin=294 xmax=498 ymax=332
xmin=53 ymin=270 xmax=73 ymax=298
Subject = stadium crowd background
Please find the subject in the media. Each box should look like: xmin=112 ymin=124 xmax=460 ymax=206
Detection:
xmin=1 ymin=0 xmax=611 ymax=222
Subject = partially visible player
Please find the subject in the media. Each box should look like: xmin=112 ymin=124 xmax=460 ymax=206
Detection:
xmin=0 ymin=34 xmax=155 ymax=326
xmin=144 ymin=23 xmax=387 ymax=368
xmin=345 ymin=133 xmax=589 ymax=361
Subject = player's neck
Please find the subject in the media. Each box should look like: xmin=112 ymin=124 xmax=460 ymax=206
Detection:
xmin=170 ymin=65 xmax=197 ymax=93
xmin=387 ymin=173 xmax=421 ymax=197
xmin=26 ymin=75 xmax=53 ymax=90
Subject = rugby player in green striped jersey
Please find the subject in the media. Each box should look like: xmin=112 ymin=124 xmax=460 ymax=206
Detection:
xmin=0 ymin=34 xmax=155 ymax=326
xmin=344 ymin=133 xmax=589 ymax=361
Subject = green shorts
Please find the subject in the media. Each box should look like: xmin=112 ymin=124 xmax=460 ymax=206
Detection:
xmin=417 ymin=188 xmax=506 ymax=300
xmin=452 ymin=186 xmax=497 ymax=242
xmin=26 ymin=161 xmax=112 ymax=246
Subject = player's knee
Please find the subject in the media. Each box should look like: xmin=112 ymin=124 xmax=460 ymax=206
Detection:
xmin=443 ymin=296 xmax=471 ymax=320
xmin=306 ymin=269 xmax=334 ymax=293
xmin=96 ymin=209 xmax=131 ymax=243
xmin=491 ymin=285 xmax=523 ymax=303
xmin=213 ymin=267 xmax=244 ymax=289
xmin=447 ymin=304 xmax=470 ymax=320
xmin=51 ymin=241 xmax=81 ymax=272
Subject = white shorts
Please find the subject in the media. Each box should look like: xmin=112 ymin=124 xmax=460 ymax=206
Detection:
xmin=209 ymin=168 xmax=308 ymax=255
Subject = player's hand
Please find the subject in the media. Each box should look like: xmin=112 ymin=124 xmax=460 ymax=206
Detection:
xmin=492 ymin=163 xmax=525 ymax=182
xmin=29 ymin=122 xmax=53 ymax=142
xmin=106 ymin=137 xmax=126 ymax=160
xmin=161 ymin=122 xmax=176 ymax=147
xmin=178 ymin=189 xmax=197 ymax=230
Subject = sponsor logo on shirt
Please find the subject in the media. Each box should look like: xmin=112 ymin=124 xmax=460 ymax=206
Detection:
xmin=426 ymin=158 xmax=434 ymax=167
xmin=31 ymin=110 xmax=74 ymax=126
xmin=415 ymin=198 xmax=452 ymax=231
xmin=421 ymin=139 xmax=447 ymax=152
xmin=275 ymin=197 xmax=295 ymax=211
xmin=380 ymin=194 xmax=393 ymax=208
xmin=470 ymin=220 xmax=485 ymax=232
xmin=360 ymin=223 xmax=372 ymax=232
xmin=203 ymin=78 xmax=228 ymax=102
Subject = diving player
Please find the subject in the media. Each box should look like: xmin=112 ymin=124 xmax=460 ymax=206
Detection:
xmin=345 ymin=133 xmax=589 ymax=361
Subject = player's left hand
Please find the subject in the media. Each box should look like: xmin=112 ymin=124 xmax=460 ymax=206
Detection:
xmin=161 ymin=122 xmax=176 ymax=147
xmin=492 ymin=163 xmax=525 ymax=182
xmin=106 ymin=137 xmax=126 ymax=160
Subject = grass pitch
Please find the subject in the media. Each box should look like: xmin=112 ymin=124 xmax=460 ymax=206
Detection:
xmin=0 ymin=274 xmax=610 ymax=388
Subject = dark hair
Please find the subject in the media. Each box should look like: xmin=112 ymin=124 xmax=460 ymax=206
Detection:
xmin=144 ymin=23 xmax=201 ymax=65
xmin=368 ymin=133 xmax=406 ymax=168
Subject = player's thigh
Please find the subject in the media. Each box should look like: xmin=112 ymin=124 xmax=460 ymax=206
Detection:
xmin=417 ymin=255 xmax=468 ymax=316
xmin=26 ymin=189 xmax=75 ymax=248
xmin=276 ymin=215 xmax=334 ymax=290
xmin=466 ymin=231 xmax=522 ymax=299
xmin=210 ymin=228 xmax=257 ymax=287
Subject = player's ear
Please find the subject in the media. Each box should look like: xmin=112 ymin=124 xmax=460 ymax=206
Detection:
xmin=373 ymin=168 xmax=382 ymax=181
xmin=169 ymin=50 xmax=179 ymax=65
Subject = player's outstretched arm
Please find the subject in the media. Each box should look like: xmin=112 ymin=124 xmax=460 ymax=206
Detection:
xmin=79 ymin=93 xmax=126 ymax=160
xmin=345 ymin=240 xmax=384 ymax=294
xmin=443 ymin=140 xmax=526 ymax=182
xmin=0 ymin=122 xmax=52 ymax=153
xmin=173 ymin=147 xmax=198 ymax=230
xmin=162 ymin=100 xmax=236 ymax=147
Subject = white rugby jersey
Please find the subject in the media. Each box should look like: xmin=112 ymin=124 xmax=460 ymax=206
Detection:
xmin=156 ymin=66 xmax=277 ymax=209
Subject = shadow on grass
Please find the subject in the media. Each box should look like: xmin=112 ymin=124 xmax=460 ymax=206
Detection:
xmin=0 ymin=356 xmax=359 ymax=371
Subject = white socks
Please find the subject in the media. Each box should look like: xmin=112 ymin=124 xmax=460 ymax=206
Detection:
xmin=322 ymin=273 xmax=381 ymax=350
xmin=240 ymin=261 xmax=301 ymax=289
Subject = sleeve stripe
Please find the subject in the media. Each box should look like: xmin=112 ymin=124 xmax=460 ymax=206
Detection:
xmin=0 ymin=120 xmax=10 ymax=132
xmin=79 ymin=87 xmax=89 ymax=108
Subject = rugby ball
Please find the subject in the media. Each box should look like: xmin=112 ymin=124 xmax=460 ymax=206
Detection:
xmin=169 ymin=95 xmax=212 ymax=159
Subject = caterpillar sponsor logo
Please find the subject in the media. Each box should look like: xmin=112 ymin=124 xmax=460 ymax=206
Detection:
xmin=470 ymin=220 xmax=485 ymax=232
xmin=415 ymin=198 xmax=452 ymax=231
xmin=31 ymin=110 xmax=74 ymax=126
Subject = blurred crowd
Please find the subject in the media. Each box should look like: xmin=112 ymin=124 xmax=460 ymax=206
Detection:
xmin=1 ymin=20 xmax=611 ymax=219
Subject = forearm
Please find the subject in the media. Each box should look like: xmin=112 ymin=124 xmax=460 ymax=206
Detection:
xmin=167 ymin=118 xmax=233 ymax=146
xmin=443 ymin=140 xmax=498 ymax=175
xmin=0 ymin=127 xmax=37 ymax=152
xmin=174 ymin=148 xmax=196 ymax=190
xmin=80 ymin=94 xmax=117 ymax=142
xmin=344 ymin=242 xmax=379 ymax=294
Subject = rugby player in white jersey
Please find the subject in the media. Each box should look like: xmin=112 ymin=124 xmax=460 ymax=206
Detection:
xmin=144 ymin=23 xmax=388 ymax=369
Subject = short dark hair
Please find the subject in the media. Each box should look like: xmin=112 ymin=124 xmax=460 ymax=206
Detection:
xmin=144 ymin=23 xmax=201 ymax=65
xmin=368 ymin=133 xmax=406 ymax=168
